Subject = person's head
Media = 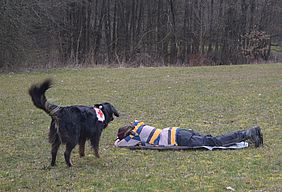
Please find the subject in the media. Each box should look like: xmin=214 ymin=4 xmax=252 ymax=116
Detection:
xmin=117 ymin=124 xmax=134 ymax=140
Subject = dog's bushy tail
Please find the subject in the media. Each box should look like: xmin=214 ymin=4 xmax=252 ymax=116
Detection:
xmin=29 ymin=79 xmax=60 ymax=116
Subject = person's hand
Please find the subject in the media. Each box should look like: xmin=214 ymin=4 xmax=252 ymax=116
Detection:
xmin=114 ymin=138 xmax=120 ymax=147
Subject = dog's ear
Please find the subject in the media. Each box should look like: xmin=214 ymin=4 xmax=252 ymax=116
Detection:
xmin=94 ymin=104 xmax=102 ymax=109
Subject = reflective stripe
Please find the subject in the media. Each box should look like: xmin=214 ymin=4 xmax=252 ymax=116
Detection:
xmin=171 ymin=127 xmax=177 ymax=145
xmin=125 ymin=134 xmax=140 ymax=142
xmin=168 ymin=129 xmax=171 ymax=145
xmin=136 ymin=124 xmax=145 ymax=134
xmin=148 ymin=129 xmax=162 ymax=145
xmin=146 ymin=129 xmax=156 ymax=143
xmin=153 ymin=134 xmax=161 ymax=145
xmin=133 ymin=122 xmax=144 ymax=133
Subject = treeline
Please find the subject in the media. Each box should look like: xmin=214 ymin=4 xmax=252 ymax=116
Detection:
xmin=1 ymin=0 xmax=282 ymax=70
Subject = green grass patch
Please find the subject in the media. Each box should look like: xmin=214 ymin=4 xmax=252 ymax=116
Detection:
xmin=1 ymin=64 xmax=281 ymax=191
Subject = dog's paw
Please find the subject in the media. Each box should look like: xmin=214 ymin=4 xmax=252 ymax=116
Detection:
xmin=94 ymin=153 xmax=100 ymax=158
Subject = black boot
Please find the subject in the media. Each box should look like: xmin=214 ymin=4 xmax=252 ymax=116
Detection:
xmin=246 ymin=126 xmax=263 ymax=147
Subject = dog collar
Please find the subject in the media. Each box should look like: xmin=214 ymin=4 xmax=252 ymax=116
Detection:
xmin=94 ymin=107 xmax=105 ymax=122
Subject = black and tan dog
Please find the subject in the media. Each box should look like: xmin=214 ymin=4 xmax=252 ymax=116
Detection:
xmin=29 ymin=79 xmax=119 ymax=167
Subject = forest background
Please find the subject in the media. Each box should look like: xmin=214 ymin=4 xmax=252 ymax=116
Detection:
xmin=1 ymin=0 xmax=282 ymax=71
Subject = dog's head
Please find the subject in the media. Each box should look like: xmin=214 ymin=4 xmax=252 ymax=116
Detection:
xmin=117 ymin=125 xmax=135 ymax=140
xmin=94 ymin=102 xmax=119 ymax=124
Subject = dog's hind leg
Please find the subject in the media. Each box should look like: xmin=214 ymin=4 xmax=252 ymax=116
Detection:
xmin=50 ymin=138 xmax=60 ymax=166
xmin=64 ymin=142 xmax=76 ymax=167
xmin=79 ymin=137 xmax=86 ymax=157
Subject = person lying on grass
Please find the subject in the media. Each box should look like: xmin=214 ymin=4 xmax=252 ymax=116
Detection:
xmin=114 ymin=120 xmax=263 ymax=148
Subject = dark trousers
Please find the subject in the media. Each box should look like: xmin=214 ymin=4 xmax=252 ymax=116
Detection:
xmin=176 ymin=128 xmax=248 ymax=147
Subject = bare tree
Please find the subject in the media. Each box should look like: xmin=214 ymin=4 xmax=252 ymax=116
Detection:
xmin=1 ymin=0 xmax=281 ymax=70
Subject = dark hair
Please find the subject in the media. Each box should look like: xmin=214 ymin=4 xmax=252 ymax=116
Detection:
xmin=117 ymin=125 xmax=134 ymax=140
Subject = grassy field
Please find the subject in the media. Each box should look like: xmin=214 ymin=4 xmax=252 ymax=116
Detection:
xmin=0 ymin=64 xmax=281 ymax=191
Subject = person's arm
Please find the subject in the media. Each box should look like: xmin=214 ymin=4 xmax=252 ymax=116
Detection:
xmin=114 ymin=135 xmax=141 ymax=147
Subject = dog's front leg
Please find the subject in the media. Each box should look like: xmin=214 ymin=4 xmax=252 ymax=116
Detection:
xmin=90 ymin=137 xmax=100 ymax=158
xmin=64 ymin=143 xmax=76 ymax=167
xmin=94 ymin=147 xmax=100 ymax=158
